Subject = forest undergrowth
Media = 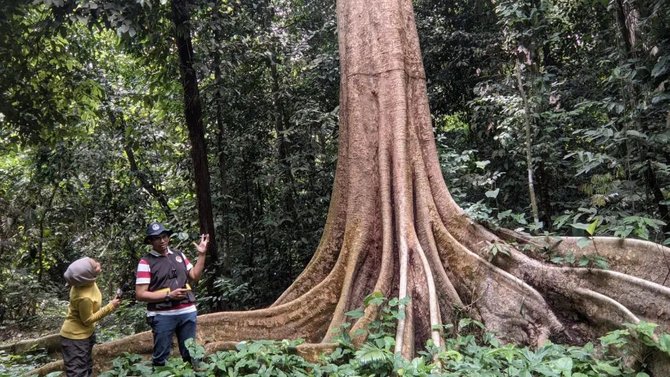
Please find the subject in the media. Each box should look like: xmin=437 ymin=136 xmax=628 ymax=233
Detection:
xmin=4 ymin=294 xmax=669 ymax=377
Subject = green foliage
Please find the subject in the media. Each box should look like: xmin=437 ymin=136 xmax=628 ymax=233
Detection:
xmin=97 ymin=303 xmax=150 ymax=342
xmin=485 ymin=241 xmax=513 ymax=258
xmin=0 ymin=272 xmax=66 ymax=326
xmin=0 ymin=349 xmax=52 ymax=377
xmin=549 ymin=250 xmax=610 ymax=270
xmin=197 ymin=277 xmax=256 ymax=312
xmin=0 ymin=0 xmax=667 ymax=326
xmin=99 ymin=352 xmax=152 ymax=377
xmin=0 ymin=0 xmax=668 ymax=370
xmin=1 ymin=0 xmax=339 ymax=315
xmin=424 ymin=0 xmax=669 ymax=243
xmin=94 ymin=294 xmax=663 ymax=377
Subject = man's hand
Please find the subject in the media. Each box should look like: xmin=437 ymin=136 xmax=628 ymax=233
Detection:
xmin=188 ymin=234 xmax=209 ymax=282
xmin=168 ymin=288 xmax=191 ymax=301
xmin=194 ymin=234 xmax=209 ymax=255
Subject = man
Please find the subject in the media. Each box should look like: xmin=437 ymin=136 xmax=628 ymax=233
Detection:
xmin=135 ymin=222 xmax=209 ymax=367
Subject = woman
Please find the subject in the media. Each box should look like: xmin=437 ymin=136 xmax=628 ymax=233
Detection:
xmin=60 ymin=257 xmax=120 ymax=377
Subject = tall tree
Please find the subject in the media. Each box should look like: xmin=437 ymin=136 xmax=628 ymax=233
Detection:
xmin=170 ymin=0 xmax=218 ymax=264
xmin=34 ymin=0 xmax=670 ymax=374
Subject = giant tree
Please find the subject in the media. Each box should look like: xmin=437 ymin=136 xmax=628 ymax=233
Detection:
xmin=34 ymin=0 xmax=670 ymax=374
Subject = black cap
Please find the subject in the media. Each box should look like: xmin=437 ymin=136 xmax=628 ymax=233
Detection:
xmin=144 ymin=222 xmax=172 ymax=244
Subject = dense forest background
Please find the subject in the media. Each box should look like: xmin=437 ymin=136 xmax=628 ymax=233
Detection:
xmin=0 ymin=0 xmax=668 ymax=341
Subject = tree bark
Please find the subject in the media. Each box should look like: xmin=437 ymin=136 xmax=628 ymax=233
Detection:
xmin=644 ymin=160 xmax=670 ymax=234
xmin=213 ymin=42 xmax=231 ymax=281
xmin=515 ymin=61 xmax=541 ymax=226
xmin=535 ymin=161 xmax=553 ymax=229
xmin=37 ymin=184 xmax=58 ymax=282
xmin=171 ymin=0 xmax=218 ymax=264
xmin=0 ymin=334 xmax=61 ymax=355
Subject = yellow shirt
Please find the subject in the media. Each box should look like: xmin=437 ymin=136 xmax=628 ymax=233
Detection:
xmin=59 ymin=282 xmax=114 ymax=339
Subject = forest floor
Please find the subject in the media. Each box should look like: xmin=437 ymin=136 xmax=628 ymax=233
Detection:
xmin=0 ymin=315 xmax=62 ymax=344
xmin=0 ymin=319 xmax=60 ymax=376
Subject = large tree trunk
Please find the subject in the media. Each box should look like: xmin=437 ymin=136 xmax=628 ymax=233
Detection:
xmin=32 ymin=0 xmax=670 ymax=374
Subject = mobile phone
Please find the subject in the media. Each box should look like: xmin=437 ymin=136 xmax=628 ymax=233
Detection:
xmin=115 ymin=283 xmax=131 ymax=299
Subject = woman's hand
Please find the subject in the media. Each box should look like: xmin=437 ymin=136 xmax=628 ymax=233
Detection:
xmin=194 ymin=234 xmax=210 ymax=255
xmin=110 ymin=297 xmax=121 ymax=309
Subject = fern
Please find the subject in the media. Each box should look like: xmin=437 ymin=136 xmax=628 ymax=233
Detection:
xmin=355 ymin=344 xmax=391 ymax=366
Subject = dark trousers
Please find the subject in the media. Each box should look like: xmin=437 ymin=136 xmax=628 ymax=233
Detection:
xmin=149 ymin=311 xmax=197 ymax=366
xmin=61 ymin=334 xmax=95 ymax=377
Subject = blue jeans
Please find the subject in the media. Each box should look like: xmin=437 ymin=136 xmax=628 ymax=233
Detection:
xmin=149 ymin=311 xmax=197 ymax=366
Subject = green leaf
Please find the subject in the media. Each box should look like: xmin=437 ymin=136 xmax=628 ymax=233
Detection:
xmin=550 ymin=256 xmax=564 ymax=264
xmin=594 ymin=257 xmax=609 ymax=270
xmin=355 ymin=344 xmax=390 ymax=366
xmin=577 ymin=237 xmax=591 ymax=248
xmin=600 ymin=329 xmax=628 ymax=347
xmin=625 ymin=130 xmax=648 ymax=140
xmin=593 ymin=360 xmax=622 ymax=375
xmin=658 ymin=334 xmax=670 ymax=354
xmin=651 ymin=56 xmax=669 ymax=78
xmin=586 ymin=220 xmax=598 ymax=235
xmin=440 ymin=349 xmax=463 ymax=362
xmin=630 ymin=321 xmax=658 ymax=340
xmin=551 ymin=356 xmax=573 ymax=374
xmin=363 ymin=291 xmax=385 ymax=306
xmin=485 ymin=188 xmax=500 ymax=198
xmin=458 ymin=318 xmax=484 ymax=330
xmin=570 ymin=221 xmax=597 ymax=236
xmin=613 ymin=226 xmax=633 ymax=239
xmin=344 ymin=308 xmax=364 ymax=319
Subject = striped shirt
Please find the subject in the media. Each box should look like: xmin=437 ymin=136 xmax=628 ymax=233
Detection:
xmin=136 ymin=248 xmax=196 ymax=316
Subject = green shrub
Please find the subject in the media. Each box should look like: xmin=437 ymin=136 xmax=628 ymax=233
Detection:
xmin=97 ymin=294 xmax=665 ymax=377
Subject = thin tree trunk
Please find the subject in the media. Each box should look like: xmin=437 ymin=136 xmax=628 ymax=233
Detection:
xmin=535 ymin=161 xmax=553 ymax=229
xmin=614 ymin=0 xmax=639 ymax=53
xmin=214 ymin=49 xmax=230 ymax=278
xmin=107 ymin=109 xmax=172 ymax=220
xmin=613 ymin=1 xmax=667 ymax=231
xmin=515 ymin=62 xmax=540 ymax=225
xmin=171 ymin=0 xmax=218 ymax=266
xmin=645 ymin=160 xmax=670 ymax=234
xmin=37 ymin=185 xmax=58 ymax=282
